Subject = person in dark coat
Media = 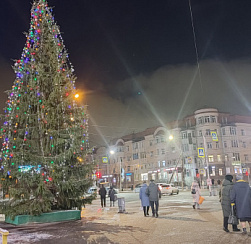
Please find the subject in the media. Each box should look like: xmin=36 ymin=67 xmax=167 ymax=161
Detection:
xmin=146 ymin=179 xmax=161 ymax=218
xmin=230 ymin=175 xmax=251 ymax=235
xmin=139 ymin=181 xmax=150 ymax=217
xmin=219 ymin=174 xmax=240 ymax=232
xmin=108 ymin=186 xmax=116 ymax=207
xmin=98 ymin=185 xmax=107 ymax=208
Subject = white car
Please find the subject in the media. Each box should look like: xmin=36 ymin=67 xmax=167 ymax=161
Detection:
xmin=157 ymin=183 xmax=179 ymax=195
xmin=83 ymin=186 xmax=98 ymax=199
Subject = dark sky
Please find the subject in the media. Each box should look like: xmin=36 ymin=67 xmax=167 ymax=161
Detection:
xmin=1 ymin=0 xmax=251 ymax=146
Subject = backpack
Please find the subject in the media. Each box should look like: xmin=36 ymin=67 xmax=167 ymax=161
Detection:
xmin=191 ymin=188 xmax=196 ymax=194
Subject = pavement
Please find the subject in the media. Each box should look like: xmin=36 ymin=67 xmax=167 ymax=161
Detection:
xmin=0 ymin=190 xmax=251 ymax=244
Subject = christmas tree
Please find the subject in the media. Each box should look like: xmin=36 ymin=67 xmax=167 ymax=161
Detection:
xmin=0 ymin=0 xmax=94 ymax=218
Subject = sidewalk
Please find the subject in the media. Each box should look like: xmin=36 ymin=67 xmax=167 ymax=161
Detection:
xmin=0 ymin=191 xmax=250 ymax=243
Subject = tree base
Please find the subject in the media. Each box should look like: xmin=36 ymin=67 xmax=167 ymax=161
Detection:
xmin=5 ymin=210 xmax=81 ymax=225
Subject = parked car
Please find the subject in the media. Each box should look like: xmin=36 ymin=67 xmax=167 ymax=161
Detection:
xmin=157 ymin=183 xmax=179 ymax=195
xmin=83 ymin=186 xmax=98 ymax=199
xmin=134 ymin=184 xmax=142 ymax=193
xmin=105 ymin=187 xmax=119 ymax=197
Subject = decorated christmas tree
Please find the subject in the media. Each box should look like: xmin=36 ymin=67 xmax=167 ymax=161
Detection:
xmin=0 ymin=0 xmax=93 ymax=218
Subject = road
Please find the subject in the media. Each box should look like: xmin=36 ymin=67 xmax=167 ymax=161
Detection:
xmin=1 ymin=189 xmax=251 ymax=244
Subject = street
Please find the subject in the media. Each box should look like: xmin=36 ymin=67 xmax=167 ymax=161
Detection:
xmin=1 ymin=189 xmax=251 ymax=244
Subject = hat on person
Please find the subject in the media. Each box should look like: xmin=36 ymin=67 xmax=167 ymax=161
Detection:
xmin=225 ymin=174 xmax=233 ymax=182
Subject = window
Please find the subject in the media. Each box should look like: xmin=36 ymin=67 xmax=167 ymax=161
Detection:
xmin=225 ymin=155 xmax=228 ymax=161
xmin=162 ymin=161 xmax=166 ymax=167
xmin=219 ymin=168 xmax=223 ymax=176
xmin=241 ymin=129 xmax=245 ymax=136
xmin=158 ymin=161 xmax=161 ymax=167
xmin=208 ymin=155 xmax=214 ymax=162
xmin=222 ymin=128 xmax=226 ymax=135
xmin=243 ymin=142 xmax=247 ymax=148
xmin=192 ymin=131 xmax=195 ymax=137
xmin=199 ymin=130 xmax=202 ymax=136
xmin=211 ymin=116 xmax=216 ymax=123
xmin=206 ymin=129 xmax=210 ymax=136
xmin=156 ymin=137 xmax=160 ymax=143
xmin=217 ymin=155 xmax=221 ymax=162
xmin=150 ymin=151 xmax=153 ymax=157
xmin=182 ymin=132 xmax=187 ymax=139
xmin=244 ymin=155 xmax=249 ymax=161
xmin=133 ymin=143 xmax=138 ymax=149
xmin=216 ymin=142 xmax=219 ymax=149
xmin=231 ymin=140 xmax=238 ymax=148
xmin=150 ymin=140 xmax=153 ymax=146
xmin=127 ymin=166 xmax=130 ymax=172
xmin=141 ymin=152 xmax=146 ymax=158
xmin=230 ymin=127 xmax=236 ymax=135
xmin=207 ymin=142 xmax=212 ymax=149
xmin=205 ymin=116 xmax=210 ymax=123
xmin=161 ymin=149 xmax=165 ymax=154
xmin=133 ymin=153 xmax=139 ymax=160
xmin=233 ymin=153 xmax=240 ymax=161
xmin=198 ymin=117 xmax=202 ymax=124
xmin=210 ymin=166 xmax=216 ymax=176
xmin=160 ymin=136 xmax=165 ymax=142
xmin=223 ymin=141 xmax=227 ymax=148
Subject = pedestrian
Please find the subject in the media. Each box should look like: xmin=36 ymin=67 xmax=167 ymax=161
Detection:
xmin=219 ymin=174 xmax=240 ymax=232
xmin=108 ymin=186 xmax=116 ymax=207
xmin=139 ymin=181 xmax=150 ymax=217
xmin=230 ymin=174 xmax=251 ymax=235
xmin=98 ymin=185 xmax=107 ymax=208
xmin=191 ymin=179 xmax=201 ymax=209
xmin=146 ymin=179 xmax=161 ymax=218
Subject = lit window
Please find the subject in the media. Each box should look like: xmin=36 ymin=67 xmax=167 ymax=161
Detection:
xmin=219 ymin=168 xmax=223 ymax=176
xmin=217 ymin=155 xmax=221 ymax=162
xmin=208 ymin=155 xmax=214 ymax=162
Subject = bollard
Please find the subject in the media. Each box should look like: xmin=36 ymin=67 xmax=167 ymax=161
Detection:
xmin=0 ymin=228 xmax=9 ymax=244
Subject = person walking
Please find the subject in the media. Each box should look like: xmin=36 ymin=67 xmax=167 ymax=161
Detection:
xmin=139 ymin=181 xmax=150 ymax=217
xmin=230 ymin=175 xmax=251 ymax=235
xmin=108 ymin=186 xmax=116 ymax=207
xmin=98 ymin=185 xmax=107 ymax=208
xmin=219 ymin=174 xmax=240 ymax=232
xmin=146 ymin=179 xmax=161 ymax=218
xmin=191 ymin=180 xmax=201 ymax=209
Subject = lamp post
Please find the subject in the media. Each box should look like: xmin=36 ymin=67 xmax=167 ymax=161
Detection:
xmin=169 ymin=135 xmax=184 ymax=190
xmin=109 ymin=150 xmax=115 ymax=186
xmin=203 ymin=135 xmax=212 ymax=195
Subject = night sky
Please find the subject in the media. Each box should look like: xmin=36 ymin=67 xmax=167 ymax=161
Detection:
xmin=1 ymin=0 xmax=251 ymax=146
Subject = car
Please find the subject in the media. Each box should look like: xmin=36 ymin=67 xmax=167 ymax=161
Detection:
xmin=83 ymin=186 xmax=98 ymax=199
xmin=105 ymin=187 xmax=119 ymax=197
xmin=134 ymin=184 xmax=142 ymax=193
xmin=157 ymin=183 xmax=179 ymax=195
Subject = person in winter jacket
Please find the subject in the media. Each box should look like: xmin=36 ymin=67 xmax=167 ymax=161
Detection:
xmin=230 ymin=174 xmax=251 ymax=235
xmin=139 ymin=181 xmax=150 ymax=217
xmin=98 ymin=185 xmax=107 ymax=208
xmin=219 ymin=174 xmax=240 ymax=232
xmin=146 ymin=179 xmax=161 ymax=218
xmin=191 ymin=180 xmax=201 ymax=209
xmin=108 ymin=186 xmax=116 ymax=207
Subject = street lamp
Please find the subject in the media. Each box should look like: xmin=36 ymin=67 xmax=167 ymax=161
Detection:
xmin=169 ymin=134 xmax=184 ymax=190
xmin=108 ymin=150 xmax=115 ymax=185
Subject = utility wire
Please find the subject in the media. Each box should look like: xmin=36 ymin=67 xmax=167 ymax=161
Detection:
xmin=188 ymin=0 xmax=204 ymax=95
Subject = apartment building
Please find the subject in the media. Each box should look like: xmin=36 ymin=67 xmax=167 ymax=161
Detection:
xmin=93 ymin=108 xmax=251 ymax=189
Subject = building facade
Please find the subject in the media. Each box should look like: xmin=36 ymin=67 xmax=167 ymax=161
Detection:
xmin=93 ymin=108 xmax=251 ymax=189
